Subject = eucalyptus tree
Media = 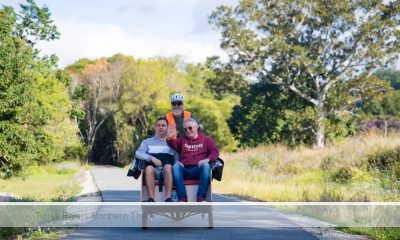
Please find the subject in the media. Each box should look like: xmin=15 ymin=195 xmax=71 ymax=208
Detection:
xmin=210 ymin=0 xmax=400 ymax=147
xmin=74 ymin=60 xmax=123 ymax=164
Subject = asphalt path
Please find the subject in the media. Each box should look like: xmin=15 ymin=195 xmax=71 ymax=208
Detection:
xmin=63 ymin=165 xmax=317 ymax=240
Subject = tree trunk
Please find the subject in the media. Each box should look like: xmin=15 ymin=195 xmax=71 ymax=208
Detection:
xmin=314 ymin=110 xmax=326 ymax=148
xmin=82 ymin=149 xmax=91 ymax=166
xmin=315 ymin=129 xmax=325 ymax=148
xmin=113 ymin=115 xmax=120 ymax=162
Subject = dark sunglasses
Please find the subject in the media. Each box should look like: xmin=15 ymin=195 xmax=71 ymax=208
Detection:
xmin=171 ymin=102 xmax=182 ymax=106
xmin=184 ymin=126 xmax=194 ymax=132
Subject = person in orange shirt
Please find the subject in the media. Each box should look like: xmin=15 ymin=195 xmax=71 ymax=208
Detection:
xmin=165 ymin=93 xmax=199 ymax=139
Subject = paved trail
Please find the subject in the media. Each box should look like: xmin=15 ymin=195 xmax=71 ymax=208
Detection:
xmin=63 ymin=165 xmax=317 ymax=240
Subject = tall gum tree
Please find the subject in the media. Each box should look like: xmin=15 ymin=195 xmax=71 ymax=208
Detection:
xmin=68 ymin=60 xmax=123 ymax=165
xmin=210 ymin=0 xmax=400 ymax=147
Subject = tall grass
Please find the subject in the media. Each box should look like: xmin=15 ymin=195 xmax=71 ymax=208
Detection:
xmin=214 ymin=132 xmax=400 ymax=202
xmin=214 ymin=132 xmax=400 ymax=239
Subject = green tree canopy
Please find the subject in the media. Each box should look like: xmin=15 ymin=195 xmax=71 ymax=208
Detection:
xmin=229 ymin=82 xmax=314 ymax=147
xmin=1 ymin=1 xmax=79 ymax=177
xmin=362 ymin=91 xmax=400 ymax=118
xmin=67 ymin=55 xmax=238 ymax=165
xmin=210 ymin=0 xmax=400 ymax=147
xmin=375 ymin=69 xmax=400 ymax=90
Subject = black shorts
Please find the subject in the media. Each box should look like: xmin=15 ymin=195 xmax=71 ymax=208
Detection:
xmin=145 ymin=159 xmax=174 ymax=168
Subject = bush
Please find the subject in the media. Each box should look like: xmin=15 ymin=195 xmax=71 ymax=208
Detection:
xmin=65 ymin=145 xmax=88 ymax=160
xmin=367 ymin=147 xmax=400 ymax=179
xmin=330 ymin=167 xmax=353 ymax=184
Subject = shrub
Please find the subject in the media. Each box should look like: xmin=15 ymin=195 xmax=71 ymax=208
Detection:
xmin=367 ymin=147 xmax=400 ymax=179
xmin=330 ymin=167 xmax=353 ymax=184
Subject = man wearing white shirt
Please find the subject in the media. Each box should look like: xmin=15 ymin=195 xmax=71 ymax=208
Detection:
xmin=135 ymin=117 xmax=177 ymax=202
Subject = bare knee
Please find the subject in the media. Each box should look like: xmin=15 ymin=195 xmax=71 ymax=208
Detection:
xmin=145 ymin=165 xmax=155 ymax=177
xmin=163 ymin=164 xmax=172 ymax=175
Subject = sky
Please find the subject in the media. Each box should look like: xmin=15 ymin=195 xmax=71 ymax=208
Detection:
xmin=2 ymin=0 xmax=399 ymax=70
xmin=2 ymin=0 xmax=238 ymax=68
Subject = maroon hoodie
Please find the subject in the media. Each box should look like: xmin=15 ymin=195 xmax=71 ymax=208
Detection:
xmin=166 ymin=133 xmax=219 ymax=166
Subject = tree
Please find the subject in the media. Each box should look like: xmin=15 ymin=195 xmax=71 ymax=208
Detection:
xmin=229 ymin=81 xmax=314 ymax=147
xmin=15 ymin=0 xmax=59 ymax=46
xmin=204 ymin=56 xmax=249 ymax=99
xmin=1 ymin=1 xmax=79 ymax=176
xmin=184 ymin=63 xmax=239 ymax=150
xmin=66 ymin=55 xmax=239 ymax=165
xmin=210 ymin=0 xmax=400 ymax=147
xmin=33 ymin=71 xmax=81 ymax=162
xmin=358 ymin=69 xmax=400 ymax=134
xmin=375 ymin=69 xmax=400 ymax=90
xmin=66 ymin=55 xmax=181 ymax=165
xmin=363 ymin=91 xmax=400 ymax=118
xmin=69 ymin=60 xmax=123 ymax=165
xmin=1 ymin=6 xmax=37 ymax=176
xmin=113 ymin=56 xmax=188 ymax=165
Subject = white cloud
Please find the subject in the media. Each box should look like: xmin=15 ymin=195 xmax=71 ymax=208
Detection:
xmin=191 ymin=0 xmax=239 ymax=35
xmin=116 ymin=2 xmax=157 ymax=14
xmin=36 ymin=17 xmax=226 ymax=68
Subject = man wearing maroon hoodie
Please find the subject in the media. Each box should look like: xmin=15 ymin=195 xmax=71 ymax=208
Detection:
xmin=166 ymin=118 xmax=219 ymax=202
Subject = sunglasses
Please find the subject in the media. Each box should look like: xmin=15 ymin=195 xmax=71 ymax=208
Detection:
xmin=171 ymin=102 xmax=182 ymax=106
xmin=184 ymin=126 xmax=194 ymax=132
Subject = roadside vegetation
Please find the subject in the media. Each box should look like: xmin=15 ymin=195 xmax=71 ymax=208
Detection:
xmin=215 ymin=132 xmax=400 ymax=202
xmin=0 ymin=162 xmax=82 ymax=201
xmin=336 ymin=227 xmax=400 ymax=240
xmin=214 ymin=132 xmax=400 ymax=239
xmin=0 ymin=161 xmax=82 ymax=239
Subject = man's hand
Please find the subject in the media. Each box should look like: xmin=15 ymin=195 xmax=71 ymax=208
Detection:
xmin=197 ymin=158 xmax=209 ymax=167
xmin=166 ymin=126 xmax=176 ymax=140
xmin=151 ymin=157 xmax=162 ymax=167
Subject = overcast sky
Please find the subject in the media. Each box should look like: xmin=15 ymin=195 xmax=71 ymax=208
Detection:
xmin=2 ymin=0 xmax=399 ymax=70
xmin=2 ymin=0 xmax=238 ymax=68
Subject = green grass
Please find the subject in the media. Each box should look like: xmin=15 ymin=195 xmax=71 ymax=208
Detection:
xmin=0 ymin=226 xmax=74 ymax=240
xmin=28 ymin=227 xmax=74 ymax=240
xmin=337 ymin=228 xmax=400 ymax=240
xmin=0 ymin=161 xmax=83 ymax=239
xmin=0 ymin=161 xmax=82 ymax=201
